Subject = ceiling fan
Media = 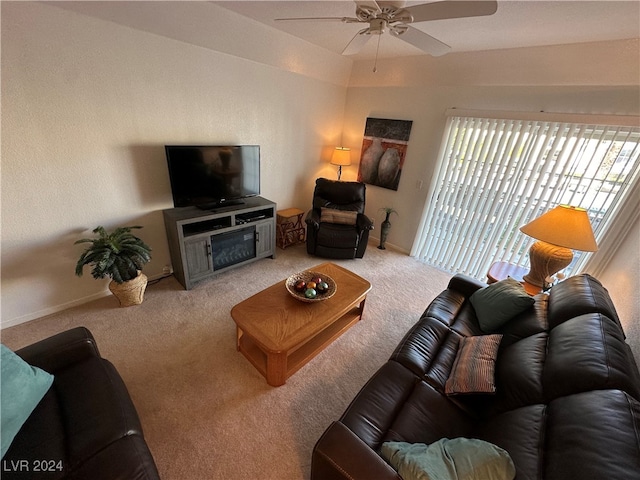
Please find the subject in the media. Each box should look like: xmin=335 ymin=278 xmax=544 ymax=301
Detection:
xmin=276 ymin=0 xmax=498 ymax=58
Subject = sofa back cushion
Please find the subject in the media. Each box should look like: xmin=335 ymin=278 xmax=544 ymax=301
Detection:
xmin=547 ymin=274 xmax=622 ymax=332
xmin=473 ymin=404 xmax=547 ymax=480
xmin=490 ymin=333 xmax=547 ymax=414
xmin=391 ymin=285 xmax=483 ymax=375
xmin=312 ymin=178 xmax=366 ymax=213
xmin=544 ymin=390 xmax=640 ymax=480
xmin=543 ymin=313 xmax=640 ymax=401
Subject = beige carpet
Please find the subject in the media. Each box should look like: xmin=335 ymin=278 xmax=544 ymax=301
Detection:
xmin=1 ymin=242 xmax=454 ymax=480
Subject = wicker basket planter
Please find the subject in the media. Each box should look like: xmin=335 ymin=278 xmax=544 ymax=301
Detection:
xmin=75 ymin=225 xmax=152 ymax=308
xmin=108 ymin=272 xmax=148 ymax=307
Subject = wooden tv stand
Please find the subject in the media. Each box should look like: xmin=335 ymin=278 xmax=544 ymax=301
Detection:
xmin=163 ymin=196 xmax=276 ymax=289
xmin=231 ymin=262 xmax=371 ymax=386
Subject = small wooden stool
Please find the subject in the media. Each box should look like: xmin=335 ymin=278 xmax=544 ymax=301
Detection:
xmin=276 ymin=208 xmax=306 ymax=249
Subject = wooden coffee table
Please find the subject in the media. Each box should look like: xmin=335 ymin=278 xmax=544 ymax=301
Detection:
xmin=230 ymin=262 xmax=371 ymax=386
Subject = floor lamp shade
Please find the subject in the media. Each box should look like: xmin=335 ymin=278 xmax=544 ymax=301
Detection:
xmin=330 ymin=147 xmax=351 ymax=180
xmin=520 ymin=205 xmax=598 ymax=287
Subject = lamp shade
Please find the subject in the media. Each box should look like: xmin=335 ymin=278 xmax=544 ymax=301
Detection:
xmin=330 ymin=147 xmax=351 ymax=166
xmin=520 ymin=205 xmax=598 ymax=252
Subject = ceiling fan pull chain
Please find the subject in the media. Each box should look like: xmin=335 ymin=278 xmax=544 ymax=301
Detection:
xmin=373 ymin=34 xmax=381 ymax=73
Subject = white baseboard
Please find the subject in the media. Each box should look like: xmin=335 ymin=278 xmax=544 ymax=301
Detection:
xmin=1 ymin=290 xmax=111 ymax=329
xmin=368 ymin=236 xmax=410 ymax=255
xmin=0 ymin=273 xmax=169 ymax=330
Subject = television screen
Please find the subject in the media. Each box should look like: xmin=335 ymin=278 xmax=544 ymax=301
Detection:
xmin=165 ymin=145 xmax=260 ymax=208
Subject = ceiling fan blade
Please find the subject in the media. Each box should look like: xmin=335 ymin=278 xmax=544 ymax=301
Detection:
xmin=391 ymin=25 xmax=451 ymax=56
xmin=275 ymin=17 xmax=360 ymax=23
xmin=342 ymin=29 xmax=372 ymax=55
xmin=354 ymin=1 xmax=381 ymax=13
xmin=406 ymin=1 xmax=497 ymax=23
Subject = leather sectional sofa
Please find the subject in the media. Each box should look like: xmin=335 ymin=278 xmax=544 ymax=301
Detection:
xmin=2 ymin=327 xmax=160 ymax=480
xmin=312 ymin=273 xmax=640 ymax=479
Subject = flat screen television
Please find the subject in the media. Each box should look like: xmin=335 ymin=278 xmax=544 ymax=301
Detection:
xmin=165 ymin=145 xmax=260 ymax=209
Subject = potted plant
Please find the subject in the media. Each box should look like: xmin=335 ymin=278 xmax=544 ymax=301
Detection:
xmin=378 ymin=207 xmax=398 ymax=250
xmin=75 ymin=226 xmax=152 ymax=307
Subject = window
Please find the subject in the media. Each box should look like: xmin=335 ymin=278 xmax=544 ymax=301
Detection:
xmin=411 ymin=111 xmax=640 ymax=279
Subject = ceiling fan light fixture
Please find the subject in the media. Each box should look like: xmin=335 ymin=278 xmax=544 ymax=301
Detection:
xmin=369 ymin=18 xmax=388 ymax=34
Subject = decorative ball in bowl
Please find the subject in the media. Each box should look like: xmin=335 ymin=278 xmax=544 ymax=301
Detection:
xmin=285 ymin=271 xmax=337 ymax=303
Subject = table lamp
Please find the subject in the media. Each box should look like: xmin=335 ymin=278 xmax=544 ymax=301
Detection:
xmin=519 ymin=205 xmax=598 ymax=287
xmin=330 ymin=147 xmax=351 ymax=181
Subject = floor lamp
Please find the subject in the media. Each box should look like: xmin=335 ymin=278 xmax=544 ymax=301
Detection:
xmin=519 ymin=205 xmax=598 ymax=287
xmin=330 ymin=147 xmax=351 ymax=181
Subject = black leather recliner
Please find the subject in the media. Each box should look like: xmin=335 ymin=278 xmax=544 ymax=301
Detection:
xmin=3 ymin=327 xmax=160 ymax=480
xmin=305 ymin=178 xmax=374 ymax=259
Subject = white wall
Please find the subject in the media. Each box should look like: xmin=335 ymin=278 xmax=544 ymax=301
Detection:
xmin=599 ymin=216 xmax=640 ymax=359
xmin=343 ymin=85 xmax=639 ymax=252
xmin=1 ymin=2 xmax=349 ymax=326
xmin=49 ymin=1 xmax=353 ymax=87
xmin=348 ymin=39 xmax=640 ymax=88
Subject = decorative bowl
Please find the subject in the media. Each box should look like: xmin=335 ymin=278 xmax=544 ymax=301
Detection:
xmin=285 ymin=271 xmax=337 ymax=303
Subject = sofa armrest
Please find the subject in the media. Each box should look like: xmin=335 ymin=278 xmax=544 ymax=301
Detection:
xmin=305 ymin=209 xmax=320 ymax=229
xmin=448 ymin=274 xmax=486 ymax=298
xmin=16 ymin=326 xmax=101 ymax=373
xmin=311 ymin=421 xmax=401 ymax=480
xmin=357 ymin=213 xmax=374 ymax=231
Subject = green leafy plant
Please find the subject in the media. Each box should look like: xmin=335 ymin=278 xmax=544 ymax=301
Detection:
xmin=75 ymin=226 xmax=152 ymax=284
xmin=379 ymin=207 xmax=398 ymax=219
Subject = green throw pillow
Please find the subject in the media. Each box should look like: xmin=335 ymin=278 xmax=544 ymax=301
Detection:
xmin=1 ymin=344 xmax=54 ymax=458
xmin=381 ymin=438 xmax=516 ymax=480
xmin=470 ymin=278 xmax=535 ymax=332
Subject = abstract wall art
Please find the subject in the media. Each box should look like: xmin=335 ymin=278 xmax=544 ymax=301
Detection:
xmin=357 ymin=117 xmax=413 ymax=191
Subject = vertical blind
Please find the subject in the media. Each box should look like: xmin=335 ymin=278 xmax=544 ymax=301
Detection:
xmin=411 ymin=112 xmax=640 ymax=279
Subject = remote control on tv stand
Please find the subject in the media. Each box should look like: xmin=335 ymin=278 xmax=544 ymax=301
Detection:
xmin=237 ymin=215 xmax=266 ymax=224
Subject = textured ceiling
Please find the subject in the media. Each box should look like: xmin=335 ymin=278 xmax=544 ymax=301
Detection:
xmin=50 ymin=1 xmax=640 ymax=62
